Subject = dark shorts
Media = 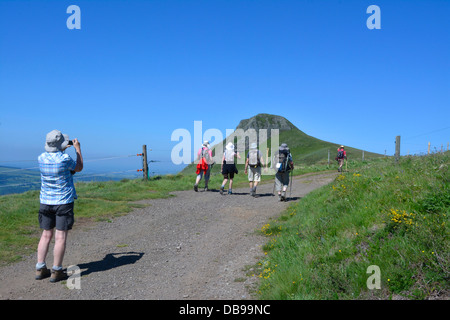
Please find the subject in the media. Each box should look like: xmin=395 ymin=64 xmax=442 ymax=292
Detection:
xmin=38 ymin=202 xmax=74 ymax=231
xmin=222 ymin=163 xmax=237 ymax=179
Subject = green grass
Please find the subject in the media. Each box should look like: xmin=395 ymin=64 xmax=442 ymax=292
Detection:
xmin=255 ymin=152 xmax=449 ymax=299
xmin=267 ymin=128 xmax=382 ymax=166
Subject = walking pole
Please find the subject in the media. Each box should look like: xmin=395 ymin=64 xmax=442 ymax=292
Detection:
xmin=271 ymin=152 xmax=276 ymax=196
xmin=289 ymin=168 xmax=293 ymax=199
xmin=272 ymin=176 xmax=276 ymax=196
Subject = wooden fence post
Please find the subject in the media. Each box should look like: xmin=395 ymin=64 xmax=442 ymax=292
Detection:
xmin=142 ymin=145 xmax=148 ymax=180
xmin=395 ymin=136 xmax=401 ymax=162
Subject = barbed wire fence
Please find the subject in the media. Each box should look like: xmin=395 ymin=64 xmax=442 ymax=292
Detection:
xmin=1 ymin=125 xmax=449 ymax=194
xmin=325 ymin=126 xmax=449 ymax=168
xmin=0 ymin=145 xmax=175 ymax=194
xmin=401 ymin=126 xmax=450 ymax=156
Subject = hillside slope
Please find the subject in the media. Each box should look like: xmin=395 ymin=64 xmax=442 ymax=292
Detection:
xmin=181 ymin=113 xmax=382 ymax=174
xmin=257 ymin=152 xmax=449 ymax=299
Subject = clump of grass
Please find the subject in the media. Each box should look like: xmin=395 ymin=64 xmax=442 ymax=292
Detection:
xmin=256 ymin=152 xmax=449 ymax=300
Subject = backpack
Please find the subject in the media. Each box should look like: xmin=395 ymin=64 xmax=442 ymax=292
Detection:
xmin=201 ymin=147 xmax=213 ymax=165
xmin=337 ymin=149 xmax=344 ymax=159
xmin=248 ymin=149 xmax=260 ymax=168
xmin=224 ymin=150 xmax=235 ymax=164
xmin=275 ymin=148 xmax=291 ymax=173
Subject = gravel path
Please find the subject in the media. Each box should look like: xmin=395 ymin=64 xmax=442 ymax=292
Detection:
xmin=0 ymin=172 xmax=337 ymax=300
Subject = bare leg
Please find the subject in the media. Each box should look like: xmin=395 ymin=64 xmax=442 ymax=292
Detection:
xmin=53 ymin=230 xmax=68 ymax=268
xmin=37 ymin=229 xmax=53 ymax=265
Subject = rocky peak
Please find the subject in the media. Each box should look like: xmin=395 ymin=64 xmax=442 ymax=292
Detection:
xmin=236 ymin=113 xmax=297 ymax=132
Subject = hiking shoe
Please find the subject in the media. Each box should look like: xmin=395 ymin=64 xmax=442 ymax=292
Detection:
xmin=228 ymin=189 xmax=232 ymax=195
xmin=220 ymin=186 xmax=224 ymax=195
xmin=35 ymin=266 xmax=51 ymax=280
xmin=281 ymin=191 xmax=286 ymax=202
xmin=194 ymin=184 xmax=198 ymax=192
xmin=50 ymin=268 xmax=67 ymax=283
xmin=204 ymin=186 xmax=209 ymax=192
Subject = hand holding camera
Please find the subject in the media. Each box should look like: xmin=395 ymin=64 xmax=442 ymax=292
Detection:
xmin=68 ymin=139 xmax=81 ymax=151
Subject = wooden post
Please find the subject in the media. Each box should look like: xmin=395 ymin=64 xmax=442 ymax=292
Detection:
xmin=395 ymin=136 xmax=401 ymax=162
xmin=362 ymin=150 xmax=365 ymax=161
xmin=447 ymin=142 xmax=449 ymax=151
xmin=142 ymin=145 xmax=148 ymax=180
xmin=328 ymin=149 xmax=330 ymax=166
xmin=428 ymin=142 xmax=431 ymax=155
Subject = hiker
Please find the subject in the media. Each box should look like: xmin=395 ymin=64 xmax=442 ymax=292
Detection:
xmin=274 ymin=143 xmax=294 ymax=201
xmin=336 ymin=145 xmax=347 ymax=172
xmin=220 ymin=142 xmax=241 ymax=195
xmin=35 ymin=130 xmax=83 ymax=282
xmin=194 ymin=140 xmax=214 ymax=191
xmin=244 ymin=142 xmax=265 ymax=197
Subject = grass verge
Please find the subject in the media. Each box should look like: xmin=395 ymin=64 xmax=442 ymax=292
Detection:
xmin=255 ymin=152 xmax=449 ymax=300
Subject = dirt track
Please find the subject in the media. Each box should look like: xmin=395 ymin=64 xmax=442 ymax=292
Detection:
xmin=0 ymin=172 xmax=337 ymax=300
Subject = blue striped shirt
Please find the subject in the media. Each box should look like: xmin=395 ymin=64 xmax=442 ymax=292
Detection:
xmin=38 ymin=152 xmax=77 ymax=205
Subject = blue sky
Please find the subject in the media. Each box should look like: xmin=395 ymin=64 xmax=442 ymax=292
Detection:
xmin=0 ymin=0 xmax=449 ymax=175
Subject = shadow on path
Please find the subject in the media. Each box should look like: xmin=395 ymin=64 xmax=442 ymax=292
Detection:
xmin=77 ymin=252 xmax=144 ymax=277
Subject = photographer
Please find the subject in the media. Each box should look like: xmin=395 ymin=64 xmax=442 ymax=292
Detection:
xmin=35 ymin=130 xmax=83 ymax=283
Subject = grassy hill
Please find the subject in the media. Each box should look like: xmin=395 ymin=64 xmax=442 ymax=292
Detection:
xmin=266 ymin=125 xmax=381 ymax=165
xmin=254 ymin=151 xmax=449 ymax=300
xmin=181 ymin=113 xmax=382 ymax=176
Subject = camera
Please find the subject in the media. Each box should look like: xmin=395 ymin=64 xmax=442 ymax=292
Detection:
xmin=68 ymin=140 xmax=73 ymax=145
